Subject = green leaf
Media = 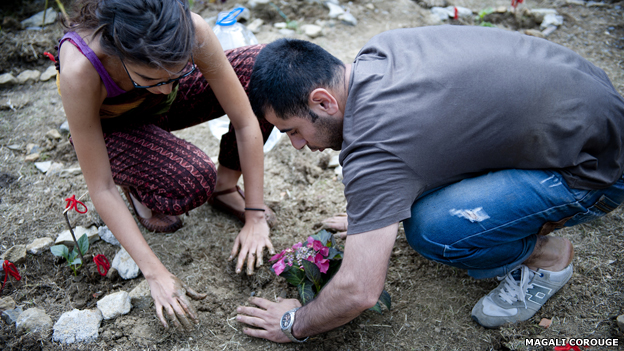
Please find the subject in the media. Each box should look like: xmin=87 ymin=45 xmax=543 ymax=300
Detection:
xmin=312 ymin=229 xmax=332 ymax=246
xmin=378 ymin=289 xmax=391 ymax=310
xmin=281 ymin=266 xmax=306 ymax=286
xmin=298 ymin=281 xmax=316 ymax=304
xmin=77 ymin=233 xmax=89 ymax=256
xmin=50 ymin=245 xmax=69 ymax=259
xmin=326 ymin=247 xmax=342 ymax=260
xmin=301 ymin=259 xmax=322 ymax=288
xmin=67 ymin=249 xmax=78 ymax=263
xmin=72 ymin=257 xmax=82 ymax=266
xmin=368 ymin=302 xmax=383 ymax=314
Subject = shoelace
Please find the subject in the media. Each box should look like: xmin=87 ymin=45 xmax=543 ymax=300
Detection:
xmin=497 ymin=265 xmax=538 ymax=308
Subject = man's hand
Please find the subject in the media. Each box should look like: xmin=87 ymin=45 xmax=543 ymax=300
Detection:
xmin=148 ymin=275 xmax=207 ymax=330
xmin=322 ymin=213 xmax=348 ymax=238
xmin=236 ymin=297 xmax=301 ymax=342
xmin=229 ymin=217 xmax=274 ymax=275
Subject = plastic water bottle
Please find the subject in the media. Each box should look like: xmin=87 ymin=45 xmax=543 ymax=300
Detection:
xmin=210 ymin=7 xmax=282 ymax=152
xmin=213 ymin=7 xmax=258 ymax=51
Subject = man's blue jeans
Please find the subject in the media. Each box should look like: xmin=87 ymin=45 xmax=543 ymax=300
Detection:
xmin=403 ymin=169 xmax=624 ymax=279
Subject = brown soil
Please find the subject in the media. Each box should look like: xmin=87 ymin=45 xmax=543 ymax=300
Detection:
xmin=1 ymin=0 xmax=624 ymax=350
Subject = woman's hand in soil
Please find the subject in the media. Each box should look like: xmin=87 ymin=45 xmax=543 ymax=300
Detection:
xmin=236 ymin=297 xmax=301 ymax=342
xmin=150 ymin=275 xmax=207 ymax=331
xmin=229 ymin=214 xmax=274 ymax=275
xmin=322 ymin=213 xmax=348 ymax=238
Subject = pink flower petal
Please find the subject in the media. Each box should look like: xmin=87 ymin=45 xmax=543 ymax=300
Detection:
xmin=273 ymin=259 xmax=286 ymax=275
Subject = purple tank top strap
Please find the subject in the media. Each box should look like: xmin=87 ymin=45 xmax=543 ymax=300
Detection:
xmin=59 ymin=31 xmax=126 ymax=98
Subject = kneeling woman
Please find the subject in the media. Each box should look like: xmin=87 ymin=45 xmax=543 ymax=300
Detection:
xmin=57 ymin=0 xmax=275 ymax=329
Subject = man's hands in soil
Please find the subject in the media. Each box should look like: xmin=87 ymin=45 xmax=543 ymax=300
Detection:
xmin=229 ymin=218 xmax=274 ymax=275
xmin=236 ymin=297 xmax=301 ymax=342
xmin=150 ymin=275 xmax=207 ymax=331
xmin=322 ymin=213 xmax=348 ymax=238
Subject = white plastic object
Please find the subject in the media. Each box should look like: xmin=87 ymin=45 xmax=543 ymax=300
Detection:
xmin=208 ymin=116 xmax=283 ymax=153
xmin=212 ymin=7 xmax=259 ymax=51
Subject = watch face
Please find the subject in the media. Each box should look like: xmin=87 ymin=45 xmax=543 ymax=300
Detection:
xmin=281 ymin=313 xmax=292 ymax=329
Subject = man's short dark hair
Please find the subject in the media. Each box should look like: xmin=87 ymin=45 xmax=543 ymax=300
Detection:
xmin=249 ymin=38 xmax=345 ymax=120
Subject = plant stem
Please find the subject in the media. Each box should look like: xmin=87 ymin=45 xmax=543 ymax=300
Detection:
xmin=63 ymin=212 xmax=85 ymax=262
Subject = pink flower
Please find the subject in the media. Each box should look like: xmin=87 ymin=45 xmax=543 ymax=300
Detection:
xmin=312 ymin=239 xmax=324 ymax=252
xmin=272 ymin=259 xmax=287 ymax=275
xmin=319 ymin=246 xmax=329 ymax=257
xmin=313 ymin=253 xmax=330 ymax=273
xmin=270 ymin=250 xmax=286 ymax=262
xmin=292 ymin=242 xmax=303 ymax=250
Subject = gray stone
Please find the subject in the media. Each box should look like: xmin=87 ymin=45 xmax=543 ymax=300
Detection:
xmin=55 ymin=226 xmax=100 ymax=247
xmin=98 ymin=226 xmax=120 ymax=246
xmin=247 ymin=0 xmax=271 ymax=9
xmin=46 ymin=129 xmax=62 ymax=140
xmin=26 ymin=143 xmax=41 ymax=155
xmin=112 ymin=247 xmax=140 ymax=279
xmin=26 ymin=237 xmax=54 ymax=255
xmin=1 ymin=305 xmax=23 ymax=325
xmin=0 ymin=73 xmax=17 ymax=86
xmin=0 ymin=297 xmax=16 ymax=311
xmin=247 ymin=18 xmax=264 ymax=33
xmin=97 ymin=291 xmax=132 ymax=320
xmin=52 ymin=309 xmax=102 ymax=344
xmin=59 ymin=120 xmax=70 ymax=134
xmin=420 ymin=0 xmax=447 ymax=8
xmin=541 ymin=13 xmax=563 ymax=29
xmin=129 ymin=280 xmax=152 ymax=309
xmin=524 ymin=29 xmax=545 ymax=38
xmin=617 ymin=314 xmax=624 ymax=332
xmin=21 ymin=8 xmax=57 ymax=27
xmin=278 ymin=28 xmax=296 ymax=37
xmin=16 ymin=70 xmax=41 ymax=84
xmin=40 ymin=66 xmax=57 ymax=82
xmin=59 ymin=167 xmax=82 ymax=178
xmin=302 ymin=24 xmax=323 ymax=38
xmin=16 ymin=307 xmax=52 ymax=336
xmin=24 ymin=153 xmax=40 ymax=162
xmin=0 ymin=245 xmax=27 ymax=264
xmin=327 ymin=154 xmax=340 ymax=168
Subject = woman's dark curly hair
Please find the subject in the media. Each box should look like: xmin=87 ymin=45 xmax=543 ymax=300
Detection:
xmin=62 ymin=0 xmax=195 ymax=69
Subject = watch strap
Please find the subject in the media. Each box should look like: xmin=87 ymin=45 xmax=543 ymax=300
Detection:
xmin=281 ymin=307 xmax=309 ymax=343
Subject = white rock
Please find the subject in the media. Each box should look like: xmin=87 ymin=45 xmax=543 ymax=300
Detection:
xmin=541 ymin=13 xmax=563 ymax=29
xmin=52 ymin=309 xmax=102 ymax=344
xmin=26 ymin=237 xmax=54 ymax=255
xmin=55 ymin=226 xmax=100 ymax=247
xmin=16 ymin=307 xmax=52 ymax=336
xmin=365 ymin=3 xmax=375 ymax=10
xmin=338 ymin=12 xmax=357 ymax=26
xmin=34 ymin=161 xmax=52 ymax=173
xmin=16 ymin=70 xmax=41 ymax=84
xmin=328 ymin=154 xmax=340 ymax=168
xmin=0 ymin=73 xmax=17 ymax=86
xmin=335 ymin=165 xmax=343 ymax=177
xmin=278 ymin=29 xmax=296 ymax=37
xmin=301 ymin=24 xmax=323 ymax=38
xmin=247 ymin=18 xmax=264 ymax=33
xmin=617 ymin=314 xmax=624 ymax=332
xmin=46 ymin=162 xmax=65 ymax=176
xmin=326 ymin=2 xmax=345 ymax=18
xmin=274 ymin=22 xmax=288 ymax=29
xmin=40 ymin=66 xmax=57 ymax=82
xmin=112 ymin=247 xmax=140 ymax=279
xmin=0 ymin=245 xmax=27 ymax=264
xmin=98 ymin=226 xmax=120 ymax=246
xmin=431 ymin=7 xmax=450 ymax=20
xmin=21 ymin=8 xmax=58 ymax=27
xmin=247 ymin=0 xmax=271 ymax=9
xmin=129 ymin=280 xmax=152 ymax=309
xmin=453 ymin=6 xmax=473 ymax=18
xmin=97 ymin=291 xmax=132 ymax=320
xmin=59 ymin=167 xmax=83 ymax=178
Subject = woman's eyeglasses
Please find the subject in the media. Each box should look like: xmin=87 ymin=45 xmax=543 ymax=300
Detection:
xmin=121 ymin=55 xmax=195 ymax=89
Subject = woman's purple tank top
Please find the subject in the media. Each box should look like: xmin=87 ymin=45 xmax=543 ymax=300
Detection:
xmin=58 ymin=32 xmax=126 ymax=98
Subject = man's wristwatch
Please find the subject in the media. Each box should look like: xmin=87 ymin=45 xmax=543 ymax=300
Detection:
xmin=280 ymin=307 xmax=309 ymax=343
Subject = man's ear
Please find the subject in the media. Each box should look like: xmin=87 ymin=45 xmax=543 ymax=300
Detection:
xmin=309 ymin=88 xmax=339 ymax=115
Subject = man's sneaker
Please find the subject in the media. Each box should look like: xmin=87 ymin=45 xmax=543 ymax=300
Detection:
xmin=471 ymin=264 xmax=573 ymax=328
